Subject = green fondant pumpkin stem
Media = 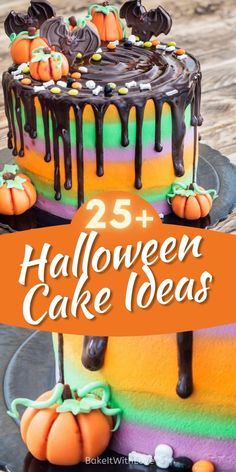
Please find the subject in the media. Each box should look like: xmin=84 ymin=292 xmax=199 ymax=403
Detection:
xmin=167 ymin=182 xmax=218 ymax=200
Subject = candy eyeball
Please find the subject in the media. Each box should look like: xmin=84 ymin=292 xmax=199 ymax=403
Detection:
xmin=154 ymin=444 xmax=174 ymax=469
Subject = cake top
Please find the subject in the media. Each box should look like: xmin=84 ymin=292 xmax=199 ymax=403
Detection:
xmin=4 ymin=0 xmax=200 ymax=103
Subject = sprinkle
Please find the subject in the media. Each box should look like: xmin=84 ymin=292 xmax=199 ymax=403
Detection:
xmin=22 ymin=66 xmax=30 ymax=74
xmin=166 ymin=45 xmax=176 ymax=52
xmin=50 ymin=87 xmax=61 ymax=94
xmin=96 ymin=48 xmax=103 ymax=53
xmin=107 ymin=43 xmax=116 ymax=50
xmin=79 ymin=66 xmax=88 ymax=73
xmin=14 ymin=75 xmax=24 ymax=80
xmin=76 ymin=53 xmax=83 ymax=59
xmin=86 ymin=80 xmax=96 ymax=90
xmin=68 ymin=89 xmax=79 ymax=96
xmin=118 ymin=87 xmax=129 ymax=95
xmin=125 ymin=80 xmax=137 ymax=89
xmin=108 ymin=82 xmax=116 ymax=90
xmin=166 ymin=89 xmax=178 ymax=96
xmin=178 ymin=54 xmax=188 ymax=60
xmin=93 ymin=85 xmax=103 ymax=96
xmin=17 ymin=62 xmax=29 ymax=72
xmin=57 ymin=81 xmax=67 ymax=88
xmin=33 ymin=85 xmax=46 ymax=92
xmin=135 ymin=36 xmax=140 ymax=41
xmin=144 ymin=41 xmax=153 ymax=48
xmin=72 ymin=82 xmax=82 ymax=89
xmin=92 ymin=53 xmax=102 ymax=61
xmin=167 ymin=41 xmax=176 ymax=47
xmin=43 ymin=80 xmax=55 ymax=87
xmin=110 ymin=40 xmax=119 ymax=46
xmin=140 ymin=83 xmax=151 ymax=91
xmin=156 ymin=44 xmax=166 ymax=50
xmin=129 ymin=452 xmax=153 ymax=466
xmin=11 ymin=69 xmax=23 ymax=77
xmin=135 ymin=41 xmax=144 ymax=47
xmin=128 ymin=35 xmax=136 ymax=44
xmin=71 ymin=72 xmax=81 ymax=79
xmin=152 ymin=39 xmax=160 ymax=46
xmin=176 ymin=48 xmax=186 ymax=55
xmin=21 ymin=78 xmax=32 ymax=85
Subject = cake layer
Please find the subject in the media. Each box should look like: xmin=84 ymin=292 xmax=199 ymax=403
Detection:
xmin=53 ymin=325 xmax=236 ymax=471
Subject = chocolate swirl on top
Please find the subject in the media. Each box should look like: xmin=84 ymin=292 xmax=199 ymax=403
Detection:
xmin=2 ymin=44 xmax=202 ymax=207
xmin=4 ymin=0 xmax=56 ymax=37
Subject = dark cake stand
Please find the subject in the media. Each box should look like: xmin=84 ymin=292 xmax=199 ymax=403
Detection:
xmin=0 ymin=144 xmax=236 ymax=472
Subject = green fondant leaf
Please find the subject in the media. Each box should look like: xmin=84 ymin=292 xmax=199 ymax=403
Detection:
xmin=1 ymin=164 xmax=18 ymax=174
xmin=167 ymin=182 xmax=218 ymax=200
xmin=88 ymin=3 xmax=119 ymax=15
xmin=9 ymin=31 xmax=40 ymax=45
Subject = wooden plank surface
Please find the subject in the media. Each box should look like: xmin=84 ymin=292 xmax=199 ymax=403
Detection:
xmin=0 ymin=0 xmax=235 ymax=232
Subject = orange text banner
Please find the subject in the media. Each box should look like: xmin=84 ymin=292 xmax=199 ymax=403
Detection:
xmin=0 ymin=192 xmax=235 ymax=335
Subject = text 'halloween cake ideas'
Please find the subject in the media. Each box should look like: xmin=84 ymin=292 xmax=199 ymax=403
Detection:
xmin=2 ymin=0 xmax=204 ymax=219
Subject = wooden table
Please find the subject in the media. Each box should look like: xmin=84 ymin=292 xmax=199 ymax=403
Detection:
xmin=0 ymin=0 xmax=236 ymax=232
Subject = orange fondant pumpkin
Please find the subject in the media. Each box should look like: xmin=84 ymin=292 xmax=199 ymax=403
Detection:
xmin=167 ymin=183 xmax=217 ymax=220
xmin=29 ymin=47 xmax=69 ymax=82
xmin=89 ymin=2 xmax=124 ymax=41
xmin=21 ymin=391 xmax=112 ymax=466
xmin=0 ymin=166 xmax=37 ymax=215
xmin=10 ymin=28 xmax=48 ymax=64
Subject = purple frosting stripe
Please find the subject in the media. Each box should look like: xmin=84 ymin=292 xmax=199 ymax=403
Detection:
xmin=111 ymin=422 xmax=236 ymax=471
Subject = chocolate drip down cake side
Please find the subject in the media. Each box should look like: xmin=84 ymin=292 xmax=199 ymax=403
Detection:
xmin=3 ymin=1 xmax=235 ymax=472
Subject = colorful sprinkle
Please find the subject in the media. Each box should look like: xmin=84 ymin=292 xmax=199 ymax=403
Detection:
xmin=108 ymin=82 xmax=116 ymax=90
xmin=72 ymin=82 xmax=82 ymax=89
xmin=92 ymin=53 xmax=102 ymax=61
xmin=144 ymin=41 xmax=152 ymax=48
xmin=135 ymin=36 xmax=140 ymax=41
xmin=50 ymin=87 xmax=61 ymax=94
xmin=118 ymin=87 xmax=129 ymax=95
xmin=176 ymin=48 xmax=186 ymax=55
xmin=68 ymin=89 xmax=79 ymax=96
xmin=71 ymin=72 xmax=81 ymax=79
xmin=167 ymin=41 xmax=176 ymax=47
xmin=152 ymin=39 xmax=160 ymax=46
xmin=21 ymin=78 xmax=32 ymax=85
xmin=22 ymin=66 xmax=30 ymax=74
xmin=107 ymin=43 xmax=116 ymax=50
xmin=76 ymin=53 xmax=83 ymax=59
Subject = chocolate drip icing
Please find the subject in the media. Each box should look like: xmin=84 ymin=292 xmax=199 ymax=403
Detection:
xmin=153 ymin=99 xmax=163 ymax=152
xmin=135 ymin=102 xmax=146 ymax=189
xmin=2 ymin=44 xmax=202 ymax=209
xmin=74 ymin=104 xmax=85 ymax=207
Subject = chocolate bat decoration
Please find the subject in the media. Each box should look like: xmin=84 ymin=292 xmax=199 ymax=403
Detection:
xmin=40 ymin=17 xmax=101 ymax=64
xmin=120 ymin=0 xmax=172 ymax=42
xmin=4 ymin=0 xmax=56 ymax=37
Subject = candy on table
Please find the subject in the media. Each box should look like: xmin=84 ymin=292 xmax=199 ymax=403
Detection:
xmin=192 ymin=460 xmax=215 ymax=472
xmin=76 ymin=53 xmax=83 ymax=59
xmin=57 ymin=81 xmax=67 ymax=88
xmin=79 ymin=66 xmax=88 ymax=73
xmin=171 ymin=456 xmax=193 ymax=471
xmin=71 ymin=72 xmax=81 ymax=79
xmin=152 ymin=39 xmax=160 ymax=46
xmin=125 ymin=80 xmax=137 ymax=89
xmin=176 ymin=48 xmax=186 ymax=56
xmin=43 ymin=80 xmax=55 ymax=88
xmin=50 ymin=87 xmax=61 ymax=94
xmin=93 ymin=85 xmax=103 ymax=96
xmin=72 ymin=82 xmax=82 ymax=90
xmin=68 ymin=89 xmax=79 ymax=96
xmin=154 ymin=444 xmax=173 ymax=469
xmin=144 ymin=41 xmax=153 ymax=48
xmin=107 ymin=43 xmax=117 ymax=50
xmin=140 ymin=83 xmax=152 ymax=91
xmin=128 ymin=451 xmax=153 ymax=466
xmin=92 ymin=53 xmax=102 ymax=61
xmin=118 ymin=87 xmax=129 ymax=95
xmin=21 ymin=78 xmax=32 ymax=85
xmin=86 ymin=80 xmax=96 ymax=90
xmin=167 ymin=41 xmax=176 ymax=47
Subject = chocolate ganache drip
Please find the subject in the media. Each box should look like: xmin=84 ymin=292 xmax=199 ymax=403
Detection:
xmin=2 ymin=43 xmax=202 ymax=208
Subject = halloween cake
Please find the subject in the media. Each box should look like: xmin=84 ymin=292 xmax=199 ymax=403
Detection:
xmin=2 ymin=0 xmax=204 ymax=219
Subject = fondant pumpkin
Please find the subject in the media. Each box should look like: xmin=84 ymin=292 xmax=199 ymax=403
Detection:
xmin=0 ymin=165 xmax=37 ymax=215
xmin=10 ymin=28 xmax=48 ymax=65
xmin=8 ymin=382 xmax=121 ymax=466
xmin=30 ymin=47 xmax=69 ymax=82
xmin=89 ymin=2 xmax=124 ymax=41
xmin=167 ymin=183 xmax=217 ymax=220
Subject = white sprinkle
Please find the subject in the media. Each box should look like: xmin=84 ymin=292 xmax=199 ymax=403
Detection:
xmin=17 ymin=62 xmax=29 ymax=72
xmin=125 ymin=80 xmax=137 ymax=89
xmin=156 ymin=44 xmax=166 ymax=50
xmin=128 ymin=34 xmax=136 ymax=44
xmin=33 ymin=85 xmax=46 ymax=92
xmin=129 ymin=452 xmax=153 ymax=466
xmin=96 ymin=48 xmax=102 ymax=53
xmin=14 ymin=74 xmax=24 ymax=80
xmin=11 ymin=69 xmax=22 ymax=77
xmin=136 ymin=41 xmax=144 ymax=47
xmin=43 ymin=80 xmax=55 ymax=87
xmin=166 ymin=46 xmax=176 ymax=52
xmin=79 ymin=66 xmax=88 ymax=73
xmin=159 ymin=213 xmax=164 ymax=219
xmin=110 ymin=40 xmax=119 ymax=46
xmin=92 ymin=85 xmax=103 ymax=96
xmin=140 ymin=83 xmax=152 ymax=91
xmin=178 ymin=54 xmax=188 ymax=60
xmin=57 ymin=80 xmax=67 ymax=88
xmin=86 ymin=80 xmax=96 ymax=90
xmin=166 ymin=89 xmax=178 ymax=96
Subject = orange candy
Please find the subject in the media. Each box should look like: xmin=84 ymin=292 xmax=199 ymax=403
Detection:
xmin=192 ymin=460 xmax=215 ymax=472
xmin=72 ymin=82 xmax=82 ymax=89
xmin=152 ymin=39 xmax=160 ymax=46
xmin=21 ymin=78 xmax=32 ymax=85
xmin=71 ymin=72 xmax=81 ymax=79
xmin=176 ymin=48 xmax=186 ymax=55
xmin=107 ymin=43 xmax=116 ymax=50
